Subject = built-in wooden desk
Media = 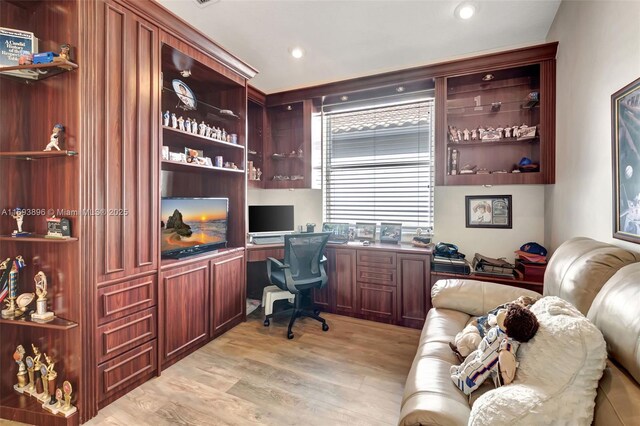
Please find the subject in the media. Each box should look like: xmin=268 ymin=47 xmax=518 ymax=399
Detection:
xmin=247 ymin=242 xmax=433 ymax=329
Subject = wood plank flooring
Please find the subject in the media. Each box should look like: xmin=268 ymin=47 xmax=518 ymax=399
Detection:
xmin=4 ymin=312 xmax=420 ymax=426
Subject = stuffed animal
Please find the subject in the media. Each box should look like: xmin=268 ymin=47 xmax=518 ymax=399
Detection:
xmin=450 ymin=303 xmax=539 ymax=395
xmin=450 ymin=295 xmax=537 ymax=359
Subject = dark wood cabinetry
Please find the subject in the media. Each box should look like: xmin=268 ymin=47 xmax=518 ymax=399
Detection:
xmin=331 ymin=248 xmax=358 ymax=315
xmin=210 ymin=253 xmax=246 ymax=337
xmin=397 ymin=254 xmax=431 ymax=329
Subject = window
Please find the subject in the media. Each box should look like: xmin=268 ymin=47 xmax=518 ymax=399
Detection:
xmin=323 ymin=100 xmax=435 ymax=231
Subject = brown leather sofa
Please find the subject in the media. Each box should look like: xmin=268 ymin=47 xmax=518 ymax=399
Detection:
xmin=399 ymin=237 xmax=640 ymax=425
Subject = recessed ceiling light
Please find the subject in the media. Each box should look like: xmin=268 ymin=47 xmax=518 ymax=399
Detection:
xmin=455 ymin=2 xmax=476 ymax=20
xmin=290 ymin=47 xmax=304 ymax=59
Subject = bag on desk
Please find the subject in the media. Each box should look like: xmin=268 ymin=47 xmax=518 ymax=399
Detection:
xmin=473 ymin=253 xmax=515 ymax=277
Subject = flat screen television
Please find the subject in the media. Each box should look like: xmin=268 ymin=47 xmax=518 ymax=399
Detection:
xmin=248 ymin=205 xmax=294 ymax=234
xmin=161 ymin=197 xmax=228 ymax=258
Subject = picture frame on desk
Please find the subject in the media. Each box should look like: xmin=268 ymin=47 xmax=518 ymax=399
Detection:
xmin=355 ymin=222 xmax=376 ymax=242
xmin=465 ymin=195 xmax=512 ymax=229
xmin=380 ymin=222 xmax=402 ymax=244
xmin=612 ymin=77 xmax=640 ymax=244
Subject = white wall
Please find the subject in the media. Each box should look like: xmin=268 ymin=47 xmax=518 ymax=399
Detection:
xmin=545 ymin=0 xmax=640 ymax=252
xmin=248 ymin=188 xmax=323 ymax=231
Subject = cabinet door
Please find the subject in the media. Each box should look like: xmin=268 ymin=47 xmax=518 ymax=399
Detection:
xmin=397 ymin=254 xmax=430 ymax=329
xmin=162 ymin=262 xmax=209 ymax=363
xmin=96 ymin=1 xmax=159 ymax=282
xmin=210 ymin=253 xmax=245 ymax=337
xmin=333 ymin=248 xmax=357 ymax=315
xmin=357 ymin=283 xmax=396 ymax=323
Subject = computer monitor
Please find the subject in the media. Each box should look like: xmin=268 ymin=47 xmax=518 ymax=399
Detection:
xmin=248 ymin=205 xmax=294 ymax=234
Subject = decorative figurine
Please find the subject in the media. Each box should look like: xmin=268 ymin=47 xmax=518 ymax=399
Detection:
xmin=54 ymin=388 xmax=63 ymax=412
xmin=177 ymin=116 xmax=185 ymax=131
xmin=58 ymin=43 xmax=70 ymax=61
xmin=38 ymin=363 xmax=50 ymax=402
xmin=171 ymin=113 xmax=177 ymax=129
xmin=512 ymin=125 xmax=520 ymax=138
xmin=1 ymin=256 xmax=26 ymax=318
xmin=44 ymin=124 xmax=64 ymax=151
xmin=504 ymin=126 xmax=513 ymax=138
xmin=462 ymin=128 xmax=470 ymax=141
xmin=42 ymin=353 xmax=57 ymax=409
xmin=221 ymin=128 xmax=227 ymax=141
xmin=478 ymin=127 xmax=486 ymax=140
xmin=256 ymin=168 xmax=262 ymax=181
xmin=471 ymin=128 xmax=478 ymax=140
xmin=14 ymin=292 xmax=35 ymax=318
xmin=31 ymin=271 xmax=54 ymax=322
xmin=24 ymin=355 xmax=36 ymax=395
xmin=456 ymin=129 xmax=462 ymax=142
xmin=199 ymin=121 xmax=206 ymax=136
xmin=192 ymin=120 xmax=198 ymax=134
xmin=45 ymin=215 xmax=71 ymax=239
xmin=450 ymin=149 xmax=459 ymax=175
xmin=0 ymin=257 xmax=9 ymax=304
xmin=496 ymin=126 xmax=504 ymax=138
xmin=60 ymin=381 xmax=77 ymax=417
xmin=13 ymin=345 xmax=28 ymax=393
xmin=163 ymin=110 xmax=170 ymax=127
xmin=11 ymin=208 xmax=30 ymax=237
xmin=185 ymin=118 xmax=192 ymax=133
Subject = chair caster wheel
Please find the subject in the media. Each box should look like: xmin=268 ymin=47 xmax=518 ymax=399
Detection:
xmin=322 ymin=323 xmax=329 ymax=332
xmin=263 ymin=319 xmax=270 ymax=327
xmin=287 ymin=331 xmax=294 ymax=339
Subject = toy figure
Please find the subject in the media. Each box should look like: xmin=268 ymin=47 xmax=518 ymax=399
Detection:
xmin=471 ymin=128 xmax=478 ymax=140
xmin=463 ymin=128 xmax=470 ymax=141
xmin=185 ymin=118 xmax=191 ymax=133
xmin=450 ymin=296 xmax=537 ymax=359
xmin=504 ymin=126 xmax=513 ymax=138
xmin=163 ymin=110 xmax=170 ymax=127
xmin=177 ymin=116 xmax=185 ymax=131
xmin=450 ymin=304 xmax=539 ymax=395
xmin=171 ymin=113 xmax=177 ymax=129
xmin=198 ymin=121 xmax=206 ymax=136
xmin=512 ymin=125 xmax=520 ymax=138
xmin=59 ymin=44 xmax=70 ymax=61
xmin=44 ymin=124 xmax=64 ymax=151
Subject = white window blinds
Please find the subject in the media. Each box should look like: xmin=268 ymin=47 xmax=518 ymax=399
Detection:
xmin=323 ymin=100 xmax=434 ymax=230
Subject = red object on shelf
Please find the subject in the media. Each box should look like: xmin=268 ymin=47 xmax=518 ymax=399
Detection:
xmin=515 ymin=259 xmax=547 ymax=283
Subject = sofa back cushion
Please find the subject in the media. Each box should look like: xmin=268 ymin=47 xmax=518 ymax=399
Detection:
xmin=587 ymin=263 xmax=640 ymax=385
xmin=543 ymin=237 xmax=640 ymax=315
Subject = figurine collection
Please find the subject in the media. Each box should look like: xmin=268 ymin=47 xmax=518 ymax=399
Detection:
xmin=162 ymin=110 xmax=237 ymax=145
xmin=13 ymin=344 xmax=77 ymax=417
xmin=447 ymin=123 xmax=537 ymax=144
xmin=0 ymin=255 xmax=55 ymax=323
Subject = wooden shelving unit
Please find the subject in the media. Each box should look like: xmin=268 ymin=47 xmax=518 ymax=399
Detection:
xmin=0 ymin=236 xmax=78 ymax=243
xmin=0 ymin=60 xmax=78 ymax=81
xmin=0 ymin=392 xmax=78 ymax=426
xmin=0 ymin=316 xmax=78 ymax=330
xmin=162 ymin=126 xmax=244 ymax=151
xmin=0 ymin=150 xmax=78 ymax=159
xmin=161 ymin=160 xmax=244 ymax=174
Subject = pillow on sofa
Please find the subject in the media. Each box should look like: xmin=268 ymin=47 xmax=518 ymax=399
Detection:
xmin=468 ymin=296 xmax=607 ymax=426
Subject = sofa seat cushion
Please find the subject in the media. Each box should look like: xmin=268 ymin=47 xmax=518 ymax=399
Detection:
xmin=469 ymin=296 xmax=607 ymax=426
xmin=593 ymin=360 xmax=640 ymax=425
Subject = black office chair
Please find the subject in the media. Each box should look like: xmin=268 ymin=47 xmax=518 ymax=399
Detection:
xmin=266 ymin=232 xmax=331 ymax=339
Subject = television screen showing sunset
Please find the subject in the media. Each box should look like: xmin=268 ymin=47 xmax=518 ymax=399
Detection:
xmin=161 ymin=198 xmax=228 ymax=253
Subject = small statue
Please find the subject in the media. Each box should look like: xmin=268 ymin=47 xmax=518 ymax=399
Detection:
xmin=496 ymin=126 xmax=504 ymax=138
xmin=59 ymin=43 xmax=70 ymax=61
xmin=256 ymin=168 xmax=262 ymax=181
xmin=2 ymin=256 xmax=26 ymax=318
xmin=198 ymin=121 xmax=206 ymax=136
xmin=170 ymin=113 xmax=177 ymax=129
xmin=31 ymin=271 xmax=54 ymax=322
xmin=221 ymin=128 xmax=227 ymax=141
xmin=177 ymin=116 xmax=185 ymax=131
xmin=456 ymin=129 xmax=462 ymax=142
xmin=478 ymin=127 xmax=486 ymax=139
xmin=44 ymin=124 xmax=64 ymax=151
xmin=13 ymin=345 xmax=28 ymax=391
xmin=163 ymin=110 xmax=170 ymax=127
xmin=44 ymin=353 xmax=58 ymax=407
xmin=11 ymin=208 xmax=30 ymax=237
xmin=512 ymin=125 xmax=520 ymax=138
xmin=25 ymin=356 xmax=36 ymax=395
xmin=462 ymin=128 xmax=470 ymax=141
xmin=61 ymin=381 xmax=77 ymax=416
xmin=185 ymin=118 xmax=191 ymax=133
xmin=504 ymin=126 xmax=513 ymax=138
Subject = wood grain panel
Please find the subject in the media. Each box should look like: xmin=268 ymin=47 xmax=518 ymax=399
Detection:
xmin=210 ymin=253 xmax=245 ymax=337
xmin=162 ymin=263 xmax=209 ymax=362
xmin=357 ymin=283 xmax=396 ymax=323
xmin=97 ymin=340 xmax=157 ymax=405
xmin=397 ymin=254 xmax=430 ymax=329
xmin=97 ymin=274 xmax=157 ymax=324
xmin=246 ymin=247 xmax=284 ymax=262
xmin=333 ymin=248 xmax=357 ymax=315
xmin=540 ymin=59 xmax=556 ymax=184
xmin=356 ymin=250 xmax=397 ymax=269
xmin=96 ymin=307 xmax=157 ymax=363
xmin=357 ymin=266 xmax=397 ymax=286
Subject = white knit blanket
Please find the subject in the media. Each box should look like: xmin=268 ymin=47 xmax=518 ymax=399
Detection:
xmin=468 ymin=296 xmax=607 ymax=426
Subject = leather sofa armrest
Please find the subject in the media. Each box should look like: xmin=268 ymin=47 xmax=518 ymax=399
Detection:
xmin=431 ymin=279 xmax=542 ymax=316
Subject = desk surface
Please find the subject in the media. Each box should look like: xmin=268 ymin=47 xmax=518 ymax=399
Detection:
xmin=247 ymin=241 xmax=433 ymax=255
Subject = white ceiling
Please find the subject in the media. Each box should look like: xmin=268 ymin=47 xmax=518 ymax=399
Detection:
xmin=157 ymin=0 xmax=561 ymax=94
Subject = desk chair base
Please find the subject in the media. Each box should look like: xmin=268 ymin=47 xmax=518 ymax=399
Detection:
xmin=263 ymin=292 xmax=329 ymax=339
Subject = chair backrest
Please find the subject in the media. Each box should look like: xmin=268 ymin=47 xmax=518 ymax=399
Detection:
xmin=284 ymin=232 xmax=331 ymax=283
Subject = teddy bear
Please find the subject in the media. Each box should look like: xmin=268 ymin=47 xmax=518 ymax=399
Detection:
xmin=450 ymin=303 xmax=539 ymax=395
xmin=449 ymin=295 xmax=537 ymax=360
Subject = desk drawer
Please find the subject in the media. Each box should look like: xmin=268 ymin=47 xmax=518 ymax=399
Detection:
xmin=357 ymin=266 xmax=396 ymax=286
xmin=357 ymin=250 xmax=396 ymax=269
xmin=96 ymin=307 xmax=156 ymax=364
xmin=246 ymin=248 xmax=284 ymax=262
xmin=97 ymin=274 xmax=157 ymax=324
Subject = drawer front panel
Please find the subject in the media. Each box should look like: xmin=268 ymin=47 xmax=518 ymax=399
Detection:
xmin=357 ymin=266 xmax=397 ymax=286
xmin=357 ymin=250 xmax=396 ymax=269
xmin=96 ymin=307 xmax=157 ymax=364
xmin=97 ymin=274 xmax=157 ymax=324
xmin=357 ymin=283 xmax=396 ymax=322
xmin=98 ymin=340 xmax=157 ymax=403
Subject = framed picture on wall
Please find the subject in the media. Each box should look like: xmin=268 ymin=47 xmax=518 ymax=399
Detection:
xmin=612 ymin=77 xmax=640 ymax=244
xmin=465 ymin=195 xmax=512 ymax=229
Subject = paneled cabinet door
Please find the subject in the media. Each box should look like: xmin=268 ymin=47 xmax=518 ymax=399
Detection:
xmin=210 ymin=253 xmax=245 ymax=337
xmin=96 ymin=1 xmax=159 ymax=282
xmin=333 ymin=248 xmax=357 ymax=315
xmin=397 ymin=254 xmax=430 ymax=329
xmin=162 ymin=262 xmax=209 ymax=363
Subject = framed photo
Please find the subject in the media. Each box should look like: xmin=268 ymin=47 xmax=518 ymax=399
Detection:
xmin=321 ymin=222 xmax=350 ymax=242
xmin=355 ymin=222 xmax=376 ymax=242
xmin=380 ymin=222 xmax=402 ymax=244
xmin=612 ymin=77 xmax=640 ymax=243
xmin=465 ymin=195 xmax=512 ymax=229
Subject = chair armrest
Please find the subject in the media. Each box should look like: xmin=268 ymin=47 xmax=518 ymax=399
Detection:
xmin=431 ymin=279 xmax=542 ymax=316
xmin=320 ymin=255 xmax=327 ymax=264
xmin=266 ymin=257 xmax=289 ymax=269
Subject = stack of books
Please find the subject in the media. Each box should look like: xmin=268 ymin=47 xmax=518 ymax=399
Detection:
xmin=431 ymin=255 xmax=471 ymax=275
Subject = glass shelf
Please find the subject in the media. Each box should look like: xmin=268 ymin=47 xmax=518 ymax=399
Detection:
xmin=0 ymin=315 xmax=78 ymax=330
xmin=447 ymin=137 xmax=539 ymax=148
xmin=161 ymin=160 xmax=244 ymax=175
xmin=162 ymin=86 xmax=241 ymax=121
xmin=162 ymin=126 xmax=244 ymax=151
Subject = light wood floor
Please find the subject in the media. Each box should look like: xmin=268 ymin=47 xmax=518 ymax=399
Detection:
xmin=85 ymin=311 xmax=420 ymax=426
xmin=1 ymin=312 xmax=420 ymax=426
